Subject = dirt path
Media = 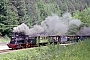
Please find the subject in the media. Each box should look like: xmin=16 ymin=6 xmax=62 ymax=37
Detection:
xmin=0 ymin=43 xmax=11 ymax=50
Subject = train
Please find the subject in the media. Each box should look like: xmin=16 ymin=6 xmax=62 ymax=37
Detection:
xmin=7 ymin=32 xmax=90 ymax=49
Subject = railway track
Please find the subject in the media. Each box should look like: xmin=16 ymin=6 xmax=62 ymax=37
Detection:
xmin=0 ymin=49 xmax=12 ymax=54
xmin=0 ymin=42 xmax=75 ymax=54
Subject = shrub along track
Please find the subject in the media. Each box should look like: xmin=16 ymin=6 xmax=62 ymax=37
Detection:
xmin=0 ymin=42 xmax=75 ymax=54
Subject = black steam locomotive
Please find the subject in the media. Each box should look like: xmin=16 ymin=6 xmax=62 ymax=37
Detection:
xmin=7 ymin=32 xmax=37 ymax=49
xmin=7 ymin=32 xmax=90 ymax=49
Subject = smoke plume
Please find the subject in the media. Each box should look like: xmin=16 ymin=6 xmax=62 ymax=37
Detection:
xmin=41 ymin=12 xmax=81 ymax=35
xmin=13 ymin=12 xmax=82 ymax=36
xmin=29 ymin=25 xmax=44 ymax=36
xmin=77 ymin=26 xmax=90 ymax=36
xmin=41 ymin=14 xmax=69 ymax=35
xmin=13 ymin=23 xmax=30 ymax=35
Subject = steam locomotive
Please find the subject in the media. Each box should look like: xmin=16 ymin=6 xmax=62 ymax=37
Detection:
xmin=7 ymin=32 xmax=90 ymax=49
xmin=7 ymin=32 xmax=37 ymax=49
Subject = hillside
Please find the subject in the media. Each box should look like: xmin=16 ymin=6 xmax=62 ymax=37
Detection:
xmin=0 ymin=0 xmax=90 ymax=36
xmin=9 ymin=0 xmax=90 ymax=25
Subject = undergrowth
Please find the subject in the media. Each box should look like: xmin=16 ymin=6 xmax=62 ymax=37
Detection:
xmin=0 ymin=39 xmax=90 ymax=60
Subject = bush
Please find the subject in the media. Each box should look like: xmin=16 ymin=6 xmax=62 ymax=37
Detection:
xmin=0 ymin=39 xmax=90 ymax=60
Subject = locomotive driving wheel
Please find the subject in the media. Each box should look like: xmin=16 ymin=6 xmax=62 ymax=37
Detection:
xmin=25 ymin=43 xmax=29 ymax=48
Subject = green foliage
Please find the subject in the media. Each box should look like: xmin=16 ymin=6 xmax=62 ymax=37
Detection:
xmin=0 ymin=0 xmax=19 ymax=36
xmin=68 ymin=25 xmax=79 ymax=35
xmin=0 ymin=39 xmax=90 ymax=60
xmin=73 ymin=8 xmax=90 ymax=26
xmin=0 ymin=0 xmax=90 ymax=36
xmin=35 ymin=0 xmax=62 ymax=24
xmin=15 ymin=0 xmax=26 ymax=24
xmin=0 ymin=0 xmax=7 ymax=15
xmin=0 ymin=35 xmax=10 ymax=43
xmin=23 ymin=0 xmax=90 ymax=26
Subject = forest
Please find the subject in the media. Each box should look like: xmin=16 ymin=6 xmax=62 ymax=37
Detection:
xmin=0 ymin=0 xmax=90 ymax=37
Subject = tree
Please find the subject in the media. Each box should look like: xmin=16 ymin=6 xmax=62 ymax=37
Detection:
xmin=0 ymin=0 xmax=8 ymax=36
xmin=13 ymin=0 xmax=26 ymax=24
xmin=68 ymin=25 xmax=79 ymax=35
xmin=73 ymin=8 xmax=90 ymax=26
xmin=0 ymin=0 xmax=19 ymax=36
xmin=35 ymin=0 xmax=62 ymax=24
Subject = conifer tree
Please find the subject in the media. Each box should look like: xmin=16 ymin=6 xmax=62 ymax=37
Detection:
xmin=0 ymin=0 xmax=19 ymax=36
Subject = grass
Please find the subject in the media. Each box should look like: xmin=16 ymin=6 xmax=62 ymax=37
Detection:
xmin=0 ymin=36 xmax=10 ymax=43
xmin=0 ymin=39 xmax=90 ymax=60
